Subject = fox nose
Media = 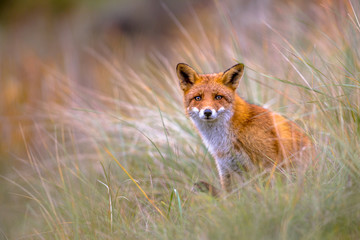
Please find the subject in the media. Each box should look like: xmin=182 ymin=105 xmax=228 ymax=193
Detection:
xmin=204 ymin=109 xmax=212 ymax=117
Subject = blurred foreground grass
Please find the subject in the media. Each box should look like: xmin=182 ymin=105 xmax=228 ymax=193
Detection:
xmin=1 ymin=0 xmax=360 ymax=239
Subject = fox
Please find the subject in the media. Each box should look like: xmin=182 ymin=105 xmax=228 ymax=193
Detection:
xmin=176 ymin=63 xmax=312 ymax=195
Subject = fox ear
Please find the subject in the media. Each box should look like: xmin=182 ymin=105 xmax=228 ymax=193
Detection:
xmin=176 ymin=63 xmax=199 ymax=92
xmin=222 ymin=63 xmax=244 ymax=90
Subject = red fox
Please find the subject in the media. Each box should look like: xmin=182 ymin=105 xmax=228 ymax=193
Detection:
xmin=176 ymin=63 xmax=312 ymax=194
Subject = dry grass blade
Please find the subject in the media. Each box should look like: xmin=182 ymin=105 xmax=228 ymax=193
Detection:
xmin=104 ymin=147 xmax=166 ymax=219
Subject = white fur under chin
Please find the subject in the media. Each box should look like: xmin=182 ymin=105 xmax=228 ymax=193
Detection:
xmin=189 ymin=108 xmax=252 ymax=174
xmin=190 ymin=109 xmax=232 ymax=155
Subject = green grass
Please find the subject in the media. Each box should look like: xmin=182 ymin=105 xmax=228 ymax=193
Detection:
xmin=2 ymin=1 xmax=360 ymax=239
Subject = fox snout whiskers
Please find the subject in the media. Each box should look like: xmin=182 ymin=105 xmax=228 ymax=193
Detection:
xmin=199 ymin=107 xmax=218 ymax=120
xmin=189 ymin=107 xmax=228 ymax=121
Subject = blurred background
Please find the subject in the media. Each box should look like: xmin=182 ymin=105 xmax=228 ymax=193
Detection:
xmin=1 ymin=0 xmax=359 ymax=239
xmin=0 ymin=0 xmax=211 ymax=170
xmin=0 ymin=0 xmax=347 ymax=165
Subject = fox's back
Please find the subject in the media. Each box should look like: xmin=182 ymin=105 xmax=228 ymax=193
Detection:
xmin=230 ymin=99 xmax=311 ymax=167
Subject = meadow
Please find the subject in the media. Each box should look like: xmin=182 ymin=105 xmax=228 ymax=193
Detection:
xmin=1 ymin=0 xmax=360 ymax=239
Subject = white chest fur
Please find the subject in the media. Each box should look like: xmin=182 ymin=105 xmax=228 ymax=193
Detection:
xmin=191 ymin=114 xmax=252 ymax=173
xmin=192 ymin=118 xmax=231 ymax=156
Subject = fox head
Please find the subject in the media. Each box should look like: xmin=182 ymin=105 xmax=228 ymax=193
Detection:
xmin=176 ymin=63 xmax=244 ymax=122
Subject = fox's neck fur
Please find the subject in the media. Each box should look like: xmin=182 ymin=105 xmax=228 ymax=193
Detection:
xmin=191 ymin=107 xmax=232 ymax=156
xmin=192 ymin=96 xmax=253 ymax=172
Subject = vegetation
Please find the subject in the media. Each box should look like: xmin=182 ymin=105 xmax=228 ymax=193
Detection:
xmin=1 ymin=0 xmax=360 ymax=239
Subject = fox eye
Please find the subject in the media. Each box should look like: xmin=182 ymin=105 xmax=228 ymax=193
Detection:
xmin=215 ymin=95 xmax=223 ymax=100
xmin=194 ymin=96 xmax=202 ymax=101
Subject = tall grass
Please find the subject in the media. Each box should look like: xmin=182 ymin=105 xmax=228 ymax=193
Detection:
xmin=2 ymin=0 xmax=360 ymax=239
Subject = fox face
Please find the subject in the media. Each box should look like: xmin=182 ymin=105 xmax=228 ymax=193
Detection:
xmin=176 ymin=63 xmax=244 ymax=122
xmin=184 ymin=80 xmax=233 ymax=122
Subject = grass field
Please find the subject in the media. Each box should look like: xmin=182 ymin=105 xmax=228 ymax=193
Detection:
xmin=1 ymin=0 xmax=360 ymax=239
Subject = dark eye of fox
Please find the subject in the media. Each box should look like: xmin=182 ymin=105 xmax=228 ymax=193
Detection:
xmin=195 ymin=96 xmax=202 ymax=101
xmin=215 ymin=95 xmax=223 ymax=100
